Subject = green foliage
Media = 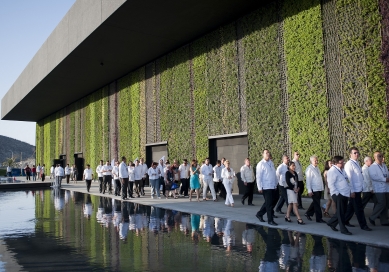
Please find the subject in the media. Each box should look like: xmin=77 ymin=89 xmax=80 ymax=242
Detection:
xmin=241 ymin=4 xmax=284 ymax=164
xmin=139 ymin=66 xmax=146 ymax=159
xmin=192 ymin=37 xmax=209 ymax=161
xmin=283 ymin=0 xmax=330 ymax=171
xmin=130 ymin=69 xmax=141 ymax=160
xmin=117 ymin=74 xmax=131 ymax=159
xmin=101 ymin=86 xmax=109 ymax=160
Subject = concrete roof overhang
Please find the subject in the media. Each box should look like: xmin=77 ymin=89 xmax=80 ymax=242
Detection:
xmin=1 ymin=0 xmax=266 ymax=122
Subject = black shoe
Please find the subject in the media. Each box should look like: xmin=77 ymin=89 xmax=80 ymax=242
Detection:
xmin=382 ymin=223 xmax=389 ymax=226
xmin=122 ymin=197 xmax=128 ymax=200
xmin=285 ymin=217 xmax=292 ymax=222
xmin=256 ymin=214 xmax=265 ymax=222
xmin=241 ymin=198 xmax=245 ymax=205
xmin=276 ymin=210 xmax=284 ymax=214
xmin=369 ymin=217 xmax=375 ymax=226
xmin=345 ymin=223 xmax=355 ymax=227
xmin=361 ymin=226 xmax=372 ymax=231
xmin=248 ymin=203 xmax=255 ymax=206
xmin=341 ymin=231 xmax=352 ymax=235
xmin=273 ymin=215 xmax=278 ymax=218
xmin=328 ymin=224 xmax=338 ymax=232
xmin=103 ymin=191 xmax=105 ymax=194
xmin=304 ymin=214 xmax=312 ymax=221
xmin=268 ymin=221 xmax=278 ymax=226
xmin=317 ymin=219 xmax=327 ymax=223
xmin=297 ymin=219 xmax=305 ymax=225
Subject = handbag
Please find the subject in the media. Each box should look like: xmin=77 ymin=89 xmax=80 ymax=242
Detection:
xmin=171 ymin=182 xmax=179 ymax=190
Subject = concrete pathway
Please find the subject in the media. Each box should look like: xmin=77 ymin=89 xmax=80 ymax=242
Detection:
xmin=60 ymin=181 xmax=389 ymax=248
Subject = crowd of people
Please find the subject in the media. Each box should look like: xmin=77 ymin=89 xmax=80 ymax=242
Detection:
xmin=255 ymin=147 xmax=389 ymax=235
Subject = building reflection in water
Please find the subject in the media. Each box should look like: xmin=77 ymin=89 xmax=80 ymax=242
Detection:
xmin=2 ymin=189 xmax=389 ymax=271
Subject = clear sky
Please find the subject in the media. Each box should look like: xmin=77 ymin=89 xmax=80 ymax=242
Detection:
xmin=0 ymin=0 xmax=76 ymax=146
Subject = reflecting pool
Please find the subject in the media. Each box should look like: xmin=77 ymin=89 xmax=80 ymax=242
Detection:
xmin=0 ymin=189 xmax=388 ymax=271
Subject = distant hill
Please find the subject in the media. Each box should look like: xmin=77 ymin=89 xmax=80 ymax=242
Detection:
xmin=0 ymin=135 xmax=35 ymax=165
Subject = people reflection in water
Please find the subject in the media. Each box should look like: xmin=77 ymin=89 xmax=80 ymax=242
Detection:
xmin=286 ymin=231 xmax=301 ymax=271
xmin=83 ymin=195 xmax=93 ymax=219
xmin=191 ymin=214 xmax=200 ymax=243
xmin=201 ymin=215 xmax=215 ymax=243
xmin=97 ymin=197 xmax=104 ymax=224
xmin=180 ymin=212 xmax=191 ymax=236
xmin=309 ymin=235 xmax=327 ymax=272
xmin=222 ymin=219 xmax=235 ymax=251
xmin=279 ymin=230 xmax=291 ymax=270
xmin=102 ymin=197 xmax=112 ymax=228
xmin=113 ymin=199 xmax=122 ymax=231
xmin=53 ymin=188 xmax=64 ymax=211
xmin=120 ymin=201 xmax=129 ymax=241
xmin=215 ymin=217 xmax=226 ymax=238
xmin=149 ymin=206 xmax=163 ymax=234
xmin=242 ymin=224 xmax=255 ymax=253
xmin=257 ymin=226 xmax=281 ymax=271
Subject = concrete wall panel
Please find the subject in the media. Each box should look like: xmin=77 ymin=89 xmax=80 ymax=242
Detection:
xmin=47 ymin=13 xmax=70 ymax=72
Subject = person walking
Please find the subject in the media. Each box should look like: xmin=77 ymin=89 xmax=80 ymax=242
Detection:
xmin=222 ymin=160 xmax=235 ymax=207
xmin=165 ymin=164 xmax=177 ymax=199
xmin=148 ymin=162 xmax=161 ymax=199
xmin=41 ymin=164 xmax=46 ymax=181
xmin=179 ymin=159 xmax=190 ymax=197
xmin=96 ymin=160 xmax=104 ymax=193
xmin=201 ymin=158 xmax=216 ymax=201
xmin=25 ymin=165 xmax=31 ymax=181
xmin=134 ymin=159 xmax=143 ymax=198
xmin=304 ymin=156 xmax=326 ymax=223
xmin=327 ymin=156 xmax=352 ymax=235
xmin=158 ymin=158 xmax=165 ymax=197
xmin=6 ymin=165 xmax=12 ymax=177
xmin=344 ymin=147 xmax=372 ymax=231
xmin=50 ymin=165 xmax=55 ymax=180
xmin=83 ymin=164 xmax=93 ymax=192
xmin=102 ymin=161 xmax=113 ymax=194
xmin=255 ymin=149 xmax=278 ymax=226
xmin=112 ymin=161 xmax=121 ymax=196
xmin=284 ymin=162 xmax=305 ymax=224
xmin=361 ymin=156 xmax=374 ymax=209
xmin=32 ymin=165 xmax=37 ymax=181
xmin=36 ymin=164 xmax=41 ymax=180
xmin=65 ymin=164 xmax=71 ymax=184
xmin=213 ymin=160 xmax=223 ymax=199
xmin=240 ymin=158 xmax=255 ymax=206
xmin=275 ymin=155 xmax=290 ymax=214
xmin=128 ymin=163 xmax=135 ymax=198
xmin=140 ymin=158 xmax=148 ymax=196
xmin=367 ymin=152 xmax=389 ymax=226
xmin=55 ymin=164 xmax=64 ymax=188
xmin=119 ymin=157 xmax=129 ymax=200
xmin=323 ymin=160 xmax=335 ymax=217
xmin=189 ymin=160 xmax=201 ymax=202
xmin=292 ymin=151 xmax=305 ymax=209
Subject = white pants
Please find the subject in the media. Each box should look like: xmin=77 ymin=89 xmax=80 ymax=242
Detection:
xmin=203 ymin=178 xmax=216 ymax=200
xmin=223 ymin=181 xmax=234 ymax=205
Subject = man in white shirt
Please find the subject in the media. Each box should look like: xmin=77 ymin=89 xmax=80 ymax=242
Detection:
xmin=148 ymin=162 xmax=161 ymax=198
xmin=140 ymin=158 xmax=148 ymax=196
xmin=213 ymin=160 xmax=224 ymax=199
xmin=134 ymin=160 xmax=143 ymax=197
xmin=50 ymin=165 xmax=55 ymax=180
xmin=65 ymin=164 xmax=71 ymax=184
xmin=275 ymin=155 xmax=290 ymax=213
xmin=255 ymin=149 xmax=278 ymax=226
xmin=344 ymin=147 xmax=371 ymax=231
xmin=36 ymin=164 xmax=41 ymax=180
xmin=367 ymin=151 xmax=389 ymax=226
xmin=179 ymin=159 xmax=190 ymax=197
xmin=327 ymin=156 xmax=352 ymax=235
xmin=6 ymin=165 xmax=12 ymax=177
xmin=112 ymin=161 xmax=121 ymax=196
xmin=292 ymin=151 xmax=305 ymax=209
xmin=83 ymin=164 xmax=93 ymax=192
xmin=304 ymin=156 xmax=326 ymax=223
xmin=55 ymin=164 xmax=64 ymax=188
xmin=119 ymin=157 xmax=129 ymax=200
xmin=96 ymin=160 xmax=104 ymax=193
xmin=157 ymin=158 xmax=165 ymax=197
xmin=201 ymin=158 xmax=216 ymax=201
xmin=361 ymin=156 xmax=374 ymax=208
xmin=240 ymin=158 xmax=255 ymax=206
xmin=102 ymin=160 xmax=113 ymax=194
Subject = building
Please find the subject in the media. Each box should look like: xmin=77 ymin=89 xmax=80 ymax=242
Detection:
xmin=2 ymin=0 xmax=389 ymax=193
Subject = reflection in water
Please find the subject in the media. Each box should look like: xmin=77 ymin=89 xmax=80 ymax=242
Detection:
xmin=0 ymin=189 xmax=389 ymax=271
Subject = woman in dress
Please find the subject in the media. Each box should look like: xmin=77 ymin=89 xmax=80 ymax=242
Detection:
xmin=285 ymin=162 xmax=305 ymax=224
xmin=189 ymin=160 xmax=201 ymax=201
xmin=323 ymin=160 xmax=335 ymax=217
xmin=164 ymin=164 xmax=177 ymax=199
xmin=221 ymin=160 xmax=235 ymax=207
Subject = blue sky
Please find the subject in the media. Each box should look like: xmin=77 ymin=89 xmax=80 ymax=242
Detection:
xmin=0 ymin=0 xmax=76 ymax=146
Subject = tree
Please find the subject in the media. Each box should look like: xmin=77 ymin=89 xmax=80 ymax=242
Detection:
xmin=2 ymin=157 xmax=17 ymax=168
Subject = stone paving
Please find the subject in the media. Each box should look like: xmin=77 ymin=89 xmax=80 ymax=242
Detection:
xmin=60 ymin=180 xmax=389 ymax=248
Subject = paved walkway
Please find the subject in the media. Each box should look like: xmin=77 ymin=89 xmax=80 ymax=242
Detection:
xmin=60 ymin=181 xmax=389 ymax=248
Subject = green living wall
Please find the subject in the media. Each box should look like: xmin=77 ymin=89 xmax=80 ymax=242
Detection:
xmin=36 ymin=0 xmax=389 ymax=177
